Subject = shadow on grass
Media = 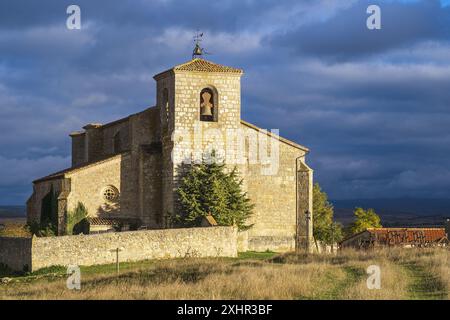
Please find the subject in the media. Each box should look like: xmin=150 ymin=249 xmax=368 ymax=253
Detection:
xmin=270 ymin=251 xmax=377 ymax=266
xmin=82 ymin=264 xmax=223 ymax=288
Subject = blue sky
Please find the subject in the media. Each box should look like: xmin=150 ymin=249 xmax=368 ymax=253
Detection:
xmin=0 ymin=0 xmax=450 ymax=204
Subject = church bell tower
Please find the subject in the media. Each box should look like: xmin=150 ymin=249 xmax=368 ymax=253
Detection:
xmin=152 ymin=51 xmax=244 ymax=225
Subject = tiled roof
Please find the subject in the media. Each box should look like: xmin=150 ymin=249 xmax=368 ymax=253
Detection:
xmin=154 ymin=58 xmax=243 ymax=79
xmin=88 ymin=217 xmax=119 ymax=226
xmin=366 ymin=228 xmax=446 ymax=244
xmin=174 ymin=58 xmax=243 ymax=73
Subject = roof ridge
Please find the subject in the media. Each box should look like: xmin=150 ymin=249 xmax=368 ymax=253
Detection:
xmin=172 ymin=58 xmax=203 ymax=70
xmin=154 ymin=58 xmax=243 ymax=79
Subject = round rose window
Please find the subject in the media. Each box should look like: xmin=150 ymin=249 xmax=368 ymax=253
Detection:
xmin=102 ymin=186 xmax=119 ymax=202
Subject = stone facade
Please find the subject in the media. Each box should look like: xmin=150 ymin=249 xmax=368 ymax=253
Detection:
xmin=0 ymin=226 xmax=237 ymax=272
xmin=27 ymin=58 xmax=314 ymax=252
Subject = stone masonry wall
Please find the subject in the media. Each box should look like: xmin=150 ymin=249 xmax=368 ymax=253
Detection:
xmin=31 ymin=226 xmax=237 ymax=271
xmin=27 ymin=178 xmax=64 ymax=224
xmin=66 ymin=154 xmax=125 ymax=216
xmin=157 ymin=71 xmax=242 ymax=220
xmin=0 ymin=237 xmax=32 ymax=272
xmin=70 ymin=133 xmax=86 ymax=167
xmin=239 ymin=125 xmax=307 ymax=252
xmin=129 ymin=108 xmax=163 ymax=227
xmin=101 ymin=119 xmax=131 ymax=155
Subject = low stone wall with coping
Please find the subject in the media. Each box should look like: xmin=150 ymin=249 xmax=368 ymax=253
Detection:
xmin=0 ymin=226 xmax=237 ymax=272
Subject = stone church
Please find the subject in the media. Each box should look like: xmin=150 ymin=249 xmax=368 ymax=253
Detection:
xmin=27 ymin=58 xmax=313 ymax=252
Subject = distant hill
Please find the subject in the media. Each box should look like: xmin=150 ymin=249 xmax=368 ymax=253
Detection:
xmin=2 ymin=199 xmax=449 ymax=227
xmin=0 ymin=206 xmax=26 ymax=218
xmin=331 ymin=198 xmax=450 ymax=227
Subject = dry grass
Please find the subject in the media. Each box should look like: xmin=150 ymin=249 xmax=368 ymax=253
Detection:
xmin=0 ymin=221 xmax=30 ymax=238
xmin=0 ymin=248 xmax=448 ymax=300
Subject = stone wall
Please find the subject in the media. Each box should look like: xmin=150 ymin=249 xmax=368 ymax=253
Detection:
xmin=129 ymin=108 xmax=163 ymax=227
xmin=31 ymin=226 xmax=237 ymax=271
xmin=0 ymin=227 xmax=237 ymax=272
xmin=66 ymin=154 xmax=125 ymax=216
xmin=0 ymin=237 xmax=32 ymax=272
xmin=101 ymin=119 xmax=131 ymax=155
xmin=155 ymin=70 xmax=242 ymax=221
xmin=27 ymin=178 xmax=65 ymax=225
xmin=70 ymin=132 xmax=86 ymax=167
xmin=239 ymin=125 xmax=310 ymax=252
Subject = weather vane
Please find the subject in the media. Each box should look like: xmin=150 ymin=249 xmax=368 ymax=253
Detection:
xmin=192 ymin=31 xmax=210 ymax=59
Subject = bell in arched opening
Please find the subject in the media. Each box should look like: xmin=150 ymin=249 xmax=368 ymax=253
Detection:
xmin=200 ymin=88 xmax=215 ymax=122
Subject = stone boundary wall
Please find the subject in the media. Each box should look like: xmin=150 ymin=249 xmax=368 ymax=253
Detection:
xmin=0 ymin=237 xmax=32 ymax=272
xmin=31 ymin=226 xmax=237 ymax=271
xmin=0 ymin=227 xmax=237 ymax=272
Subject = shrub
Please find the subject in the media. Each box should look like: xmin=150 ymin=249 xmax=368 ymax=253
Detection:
xmin=36 ymin=186 xmax=58 ymax=235
xmin=27 ymin=221 xmax=56 ymax=237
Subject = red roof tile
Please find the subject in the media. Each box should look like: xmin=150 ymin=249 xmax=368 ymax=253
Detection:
xmin=366 ymin=228 xmax=446 ymax=244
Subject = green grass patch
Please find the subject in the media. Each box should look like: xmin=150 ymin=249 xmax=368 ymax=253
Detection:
xmin=238 ymin=251 xmax=277 ymax=260
xmin=318 ymin=266 xmax=365 ymax=300
xmin=402 ymin=261 xmax=447 ymax=300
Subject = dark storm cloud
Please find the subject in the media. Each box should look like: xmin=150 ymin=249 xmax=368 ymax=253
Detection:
xmin=271 ymin=0 xmax=450 ymax=61
xmin=0 ymin=0 xmax=450 ymax=204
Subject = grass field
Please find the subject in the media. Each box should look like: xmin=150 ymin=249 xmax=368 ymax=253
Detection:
xmin=0 ymin=220 xmax=30 ymax=238
xmin=0 ymin=248 xmax=448 ymax=300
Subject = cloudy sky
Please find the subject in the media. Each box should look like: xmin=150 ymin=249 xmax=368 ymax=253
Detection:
xmin=1 ymin=0 xmax=450 ymax=205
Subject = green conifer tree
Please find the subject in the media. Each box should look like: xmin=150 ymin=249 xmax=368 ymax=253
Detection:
xmin=176 ymin=158 xmax=254 ymax=231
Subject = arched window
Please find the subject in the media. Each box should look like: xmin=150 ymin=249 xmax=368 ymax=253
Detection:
xmin=200 ymin=87 xmax=218 ymax=122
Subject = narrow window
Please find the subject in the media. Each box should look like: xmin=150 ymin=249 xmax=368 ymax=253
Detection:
xmin=162 ymin=88 xmax=169 ymax=129
xmin=113 ymin=131 xmax=121 ymax=154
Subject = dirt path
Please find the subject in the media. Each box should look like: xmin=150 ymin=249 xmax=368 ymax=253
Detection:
xmin=401 ymin=261 xmax=447 ymax=300
xmin=318 ymin=266 xmax=365 ymax=300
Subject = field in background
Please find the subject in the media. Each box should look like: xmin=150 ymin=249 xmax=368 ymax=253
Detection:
xmin=0 ymin=248 xmax=448 ymax=300
xmin=332 ymin=198 xmax=450 ymax=227
xmin=0 ymin=219 xmax=30 ymax=238
xmin=0 ymin=205 xmax=28 ymax=237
